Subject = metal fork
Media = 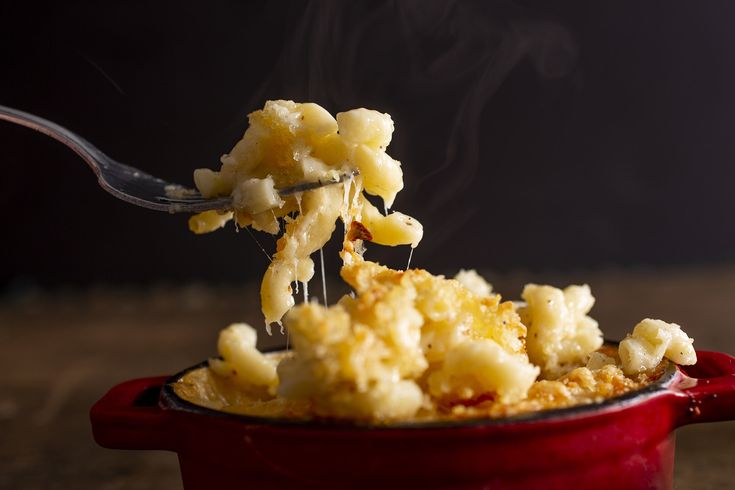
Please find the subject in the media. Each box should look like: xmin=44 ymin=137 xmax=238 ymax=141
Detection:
xmin=0 ymin=105 xmax=356 ymax=213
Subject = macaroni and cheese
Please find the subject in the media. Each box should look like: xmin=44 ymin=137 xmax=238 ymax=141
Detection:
xmin=176 ymin=101 xmax=697 ymax=422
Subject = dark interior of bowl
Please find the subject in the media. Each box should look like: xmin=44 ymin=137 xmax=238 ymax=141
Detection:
xmin=160 ymin=341 xmax=680 ymax=430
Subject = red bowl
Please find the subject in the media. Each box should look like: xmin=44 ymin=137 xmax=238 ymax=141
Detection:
xmin=90 ymin=349 xmax=735 ymax=490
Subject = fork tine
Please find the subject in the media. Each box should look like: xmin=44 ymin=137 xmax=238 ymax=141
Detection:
xmin=278 ymin=170 xmax=359 ymax=196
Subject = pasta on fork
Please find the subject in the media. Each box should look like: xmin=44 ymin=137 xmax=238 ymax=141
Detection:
xmin=189 ymin=100 xmax=422 ymax=326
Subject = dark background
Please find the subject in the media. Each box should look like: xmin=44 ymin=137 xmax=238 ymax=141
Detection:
xmin=2 ymin=0 xmax=735 ymax=290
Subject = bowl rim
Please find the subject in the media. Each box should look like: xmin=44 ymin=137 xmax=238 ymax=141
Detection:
xmin=160 ymin=340 xmax=680 ymax=430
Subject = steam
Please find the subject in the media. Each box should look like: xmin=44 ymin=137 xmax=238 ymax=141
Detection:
xmin=244 ymin=0 xmax=578 ymax=252
xmin=400 ymin=7 xmax=577 ymax=203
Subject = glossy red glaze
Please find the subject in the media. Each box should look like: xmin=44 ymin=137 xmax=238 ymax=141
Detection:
xmin=90 ymin=350 xmax=735 ymax=490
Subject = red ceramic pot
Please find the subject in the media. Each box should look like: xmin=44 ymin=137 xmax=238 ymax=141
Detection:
xmin=90 ymin=350 xmax=735 ymax=490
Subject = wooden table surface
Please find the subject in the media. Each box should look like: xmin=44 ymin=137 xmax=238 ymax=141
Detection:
xmin=2 ymin=265 xmax=734 ymax=489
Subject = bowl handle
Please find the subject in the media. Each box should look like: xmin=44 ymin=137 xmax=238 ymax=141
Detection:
xmin=674 ymin=350 xmax=735 ymax=426
xmin=90 ymin=376 xmax=174 ymax=451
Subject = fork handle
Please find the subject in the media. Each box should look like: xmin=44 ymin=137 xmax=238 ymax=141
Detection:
xmin=0 ymin=105 xmax=107 ymax=179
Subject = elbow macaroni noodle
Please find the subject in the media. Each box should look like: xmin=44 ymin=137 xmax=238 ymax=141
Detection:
xmin=518 ymin=284 xmax=603 ymax=379
xmin=618 ymin=318 xmax=696 ymax=375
